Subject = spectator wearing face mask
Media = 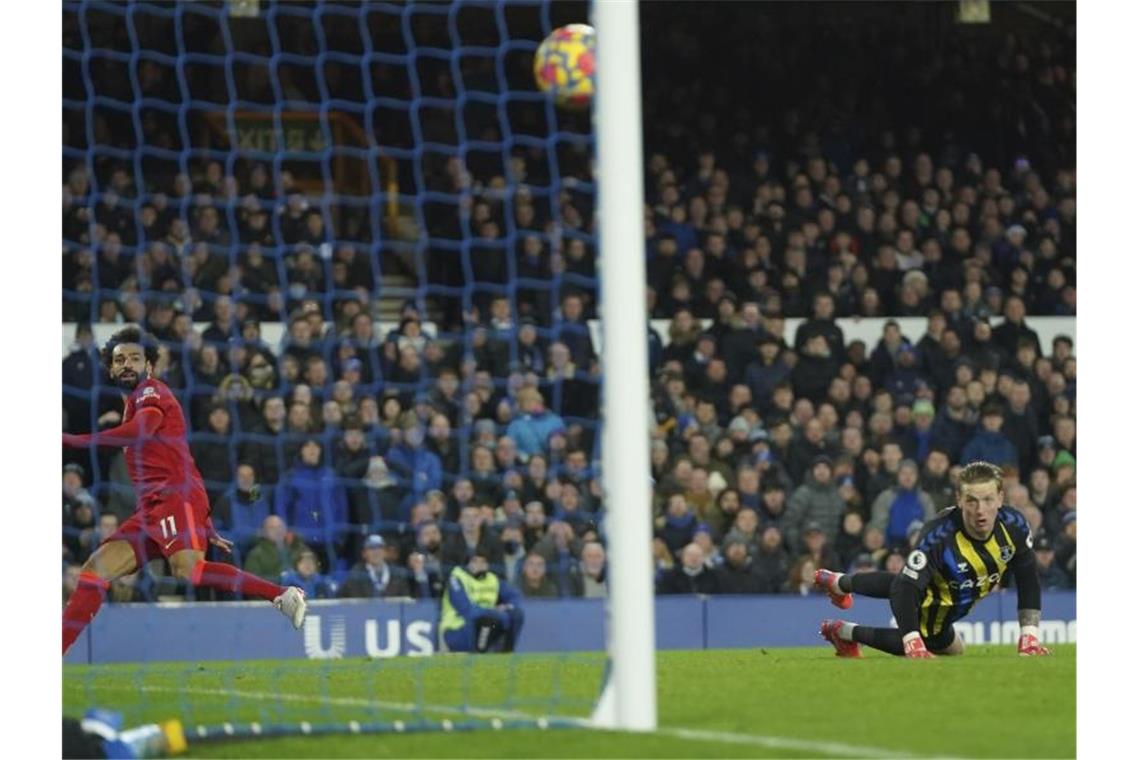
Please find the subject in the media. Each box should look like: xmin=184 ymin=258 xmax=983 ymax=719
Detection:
xmin=499 ymin=523 xmax=527 ymax=585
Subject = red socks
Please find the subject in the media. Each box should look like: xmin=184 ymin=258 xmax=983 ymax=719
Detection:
xmin=63 ymin=572 xmax=108 ymax=655
xmin=190 ymin=560 xmax=285 ymax=601
xmin=63 ymin=564 xmax=286 ymax=656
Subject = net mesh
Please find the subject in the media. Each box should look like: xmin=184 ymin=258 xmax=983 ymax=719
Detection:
xmin=63 ymin=0 xmax=607 ymax=743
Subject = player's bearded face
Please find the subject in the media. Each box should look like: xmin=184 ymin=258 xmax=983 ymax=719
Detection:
xmin=958 ymin=480 xmax=1002 ymax=540
xmin=110 ymin=344 xmax=149 ymax=390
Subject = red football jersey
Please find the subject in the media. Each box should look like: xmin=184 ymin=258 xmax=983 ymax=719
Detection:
xmin=122 ymin=378 xmax=206 ymax=501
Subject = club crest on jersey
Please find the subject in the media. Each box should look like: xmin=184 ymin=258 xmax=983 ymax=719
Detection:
xmin=906 ymin=550 xmax=927 ymax=571
xmin=1000 ymin=545 xmax=1015 ymax=562
xmin=139 ymin=386 xmax=158 ymax=399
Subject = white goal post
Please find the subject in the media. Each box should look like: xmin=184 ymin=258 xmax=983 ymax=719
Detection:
xmin=591 ymin=0 xmax=657 ymax=732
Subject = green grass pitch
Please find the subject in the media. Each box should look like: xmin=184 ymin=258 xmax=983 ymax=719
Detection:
xmin=64 ymin=645 xmax=1075 ymax=758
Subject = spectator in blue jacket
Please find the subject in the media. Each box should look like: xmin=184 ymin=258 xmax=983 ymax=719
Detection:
xmin=275 ymin=439 xmax=349 ymax=569
xmin=960 ymin=404 xmax=1018 ymax=468
xmin=553 ymin=292 xmax=597 ymax=371
xmin=212 ymin=463 xmax=273 ymax=557
xmin=505 ymin=387 xmax=566 ymax=459
xmin=899 ymin=398 xmax=937 ymax=464
xmin=385 ymin=412 xmax=444 ymax=501
xmin=281 ymin=549 xmax=338 ymax=599
xmin=744 ymin=334 xmax=792 ymax=413
xmin=883 ymin=344 xmax=928 ymax=403
xmin=868 ymin=460 xmax=937 ymax=548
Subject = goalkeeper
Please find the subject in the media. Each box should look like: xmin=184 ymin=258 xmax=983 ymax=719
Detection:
xmin=438 ymin=543 xmax=525 ymax=653
xmin=815 ymin=461 xmax=1051 ymax=658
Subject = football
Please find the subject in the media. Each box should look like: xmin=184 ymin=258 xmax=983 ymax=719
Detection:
xmin=533 ymin=24 xmax=596 ymax=109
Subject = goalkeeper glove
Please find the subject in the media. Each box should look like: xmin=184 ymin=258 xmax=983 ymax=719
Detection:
xmin=1017 ymin=626 xmax=1051 ymax=656
xmin=902 ymin=632 xmax=934 ymax=659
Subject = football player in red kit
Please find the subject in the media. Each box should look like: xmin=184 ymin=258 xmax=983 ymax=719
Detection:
xmin=61 ymin=327 xmax=306 ymax=654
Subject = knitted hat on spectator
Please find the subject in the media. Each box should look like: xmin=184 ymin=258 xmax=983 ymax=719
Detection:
xmin=748 ymin=428 xmax=770 ymax=444
xmin=728 ymin=416 xmax=751 ymax=435
xmin=1052 ymin=450 xmax=1076 ymax=471
xmin=707 ymin=470 xmax=728 ymax=494
xmin=913 ymin=399 xmax=936 ymax=417
xmin=724 ymin=535 xmax=749 ymax=550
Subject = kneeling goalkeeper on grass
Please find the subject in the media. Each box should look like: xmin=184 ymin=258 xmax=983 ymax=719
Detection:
xmin=814 ymin=461 xmax=1051 ymax=659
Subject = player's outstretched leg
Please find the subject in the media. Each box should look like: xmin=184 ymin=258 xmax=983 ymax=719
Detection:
xmin=847 ymin=571 xmax=895 ymax=598
xmin=819 ymin=619 xmax=862 ymax=657
xmin=63 ymin=572 xmax=108 ymax=655
xmin=63 ymin=540 xmax=138 ymax=655
xmin=821 ymin=619 xmax=917 ymax=656
xmin=170 ymin=551 xmax=307 ymax=629
xmin=816 ymin=570 xmax=896 ymax=607
xmin=813 ymin=569 xmax=853 ymax=609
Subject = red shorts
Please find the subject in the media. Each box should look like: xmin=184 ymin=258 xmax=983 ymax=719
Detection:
xmin=104 ymin=491 xmax=212 ymax=568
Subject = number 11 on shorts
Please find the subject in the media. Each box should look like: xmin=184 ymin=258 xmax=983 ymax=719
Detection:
xmin=159 ymin=514 xmax=177 ymax=539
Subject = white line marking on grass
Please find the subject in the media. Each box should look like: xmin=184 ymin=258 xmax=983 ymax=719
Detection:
xmin=94 ymin=683 xmax=956 ymax=758
xmin=651 ymin=726 xmax=940 ymax=759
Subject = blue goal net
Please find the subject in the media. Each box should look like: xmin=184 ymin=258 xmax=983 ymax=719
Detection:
xmin=63 ymin=0 xmax=610 ymax=747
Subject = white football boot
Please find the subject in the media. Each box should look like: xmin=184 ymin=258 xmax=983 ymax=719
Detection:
xmin=273 ymin=586 xmax=307 ymax=629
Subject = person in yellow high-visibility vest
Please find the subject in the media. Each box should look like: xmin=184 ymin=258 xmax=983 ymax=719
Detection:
xmin=438 ymin=543 xmax=525 ymax=653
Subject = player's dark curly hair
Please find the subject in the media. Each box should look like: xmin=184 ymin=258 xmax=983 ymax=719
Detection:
xmin=101 ymin=326 xmax=159 ymax=371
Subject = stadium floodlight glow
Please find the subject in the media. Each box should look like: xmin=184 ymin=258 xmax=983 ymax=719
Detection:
xmin=590 ymin=0 xmax=658 ymax=733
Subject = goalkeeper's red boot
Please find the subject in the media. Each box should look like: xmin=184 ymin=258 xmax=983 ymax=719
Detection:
xmin=820 ymin=619 xmax=862 ymax=658
xmin=814 ymin=569 xmax=853 ymax=610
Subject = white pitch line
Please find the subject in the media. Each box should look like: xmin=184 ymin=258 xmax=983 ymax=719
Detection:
xmin=90 ymin=683 xmax=956 ymax=759
xmin=651 ymin=726 xmax=943 ymax=759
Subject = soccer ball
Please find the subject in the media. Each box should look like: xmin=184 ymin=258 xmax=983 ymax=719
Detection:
xmin=533 ymin=24 xmax=596 ymax=109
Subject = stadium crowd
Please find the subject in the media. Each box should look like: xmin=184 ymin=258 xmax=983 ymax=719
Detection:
xmin=63 ymin=3 xmax=1075 ymax=605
